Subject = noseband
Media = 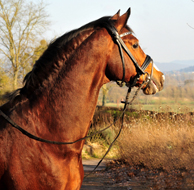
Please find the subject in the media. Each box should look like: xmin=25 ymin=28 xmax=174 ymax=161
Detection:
xmin=104 ymin=22 xmax=153 ymax=88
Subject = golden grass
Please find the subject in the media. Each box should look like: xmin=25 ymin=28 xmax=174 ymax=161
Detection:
xmin=118 ymin=112 xmax=194 ymax=171
xmin=85 ymin=107 xmax=194 ymax=170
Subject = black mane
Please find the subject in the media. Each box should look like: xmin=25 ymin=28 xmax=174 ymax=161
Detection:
xmin=11 ymin=16 xmax=133 ymax=99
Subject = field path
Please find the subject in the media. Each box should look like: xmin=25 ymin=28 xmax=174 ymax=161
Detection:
xmin=82 ymin=159 xmax=194 ymax=189
xmin=82 ymin=158 xmax=107 ymax=172
xmin=81 ymin=159 xmax=144 ymax=190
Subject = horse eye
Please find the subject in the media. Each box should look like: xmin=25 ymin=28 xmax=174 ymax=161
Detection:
xmin=132 ymin=43 xmax=139 ymax=49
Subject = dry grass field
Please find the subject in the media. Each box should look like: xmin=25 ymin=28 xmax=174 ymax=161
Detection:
xmin=118 ymin=111 xmax=194 ymax=171
xmin=87 ymin=107 xmax=194 ymax=189
xmin=90 ymin=107 xmax=194 ymax=171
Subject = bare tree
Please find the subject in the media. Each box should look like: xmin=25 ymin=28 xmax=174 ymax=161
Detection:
xmin=187 ymin=23 xmax=194 ymax=29
xmin=187 ymin=0 xmax=194 ymax=29
xmin=0 ymin=0 xmax=49 ymax=89
xmin=101 ymin=84 xmax=112 ymax=106
xmin=20 ymin=39 xmax=48 ymax=79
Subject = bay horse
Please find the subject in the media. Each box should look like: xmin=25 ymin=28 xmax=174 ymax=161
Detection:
xmin=0 ymin=8 xmax=164 ymax=190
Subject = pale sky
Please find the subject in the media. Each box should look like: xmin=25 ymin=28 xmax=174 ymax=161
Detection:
xmin=43 ymin=0 xmax=194 ymax=63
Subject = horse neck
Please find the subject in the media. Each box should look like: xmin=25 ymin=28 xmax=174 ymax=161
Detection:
xmin=32 ymin=30 xmax=111 ymax=142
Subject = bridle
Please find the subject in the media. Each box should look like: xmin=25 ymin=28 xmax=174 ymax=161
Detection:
xmin=0 ymin=21 xmax=154 ymax=145
xmin=0 ymin=21 xmax=155 ymax=179
xmin=84 ymin=24 xmax=154 ymax=176
xmin=0 ymin=22 xmax=155 ymax=175
xmin=104 ymin=21 xmax=153 ymax=88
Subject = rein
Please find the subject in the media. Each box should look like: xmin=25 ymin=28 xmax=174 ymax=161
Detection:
xmin=0 ymin=103 xmax=128 ymax=145
xmin=84 ymin=81 xmax=147 ymax=178
xmin=0 ymin=22 xmax=153 ymax=145
xmin=0 ymin=21 xmax=153 ymax=175
xmin=0 ymin=84 xmax=141 ymax=145
xmin=0 ymin=82 xmax=146 ymax=178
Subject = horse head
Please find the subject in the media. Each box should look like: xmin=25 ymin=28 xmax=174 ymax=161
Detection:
xmin=105 ymin=8 xmax=164 ymax=95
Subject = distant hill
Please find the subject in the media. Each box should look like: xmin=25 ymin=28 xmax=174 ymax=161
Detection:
xmin=155 ymin=60 xmax=194 ymax=72
xmin=179 ymin=66 xmax=194 ymax=73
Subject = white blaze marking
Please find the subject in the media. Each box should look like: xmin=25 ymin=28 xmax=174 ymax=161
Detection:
xmin=153 ymin=63 xmax=160 ymax=72
xmin=162 ymin=75 xmax=165 ymax=81
xmin=153 ymin=63 xmax=165 ymax=81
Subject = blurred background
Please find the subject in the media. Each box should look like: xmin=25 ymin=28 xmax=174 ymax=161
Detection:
xmin=1 ymin=0 xmax=194 ymax=112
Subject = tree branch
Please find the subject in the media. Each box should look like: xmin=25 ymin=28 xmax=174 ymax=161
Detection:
xmin=187 ymin=23 xmax=194 ymax=29
xmin=0 ymin=47 xmax=11 ymax=60
xmin=0 ymin=0 xmax=49 ymax=89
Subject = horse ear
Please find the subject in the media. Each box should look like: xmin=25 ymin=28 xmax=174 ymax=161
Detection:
xmin=114 ymin=8 xmax=131 ymax=32
xmin=110 ymin=10 xmax=120 ymax=21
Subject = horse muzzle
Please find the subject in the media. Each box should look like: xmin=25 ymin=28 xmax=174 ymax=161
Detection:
xmin=143 ymin=74 xmax=165 ymax=95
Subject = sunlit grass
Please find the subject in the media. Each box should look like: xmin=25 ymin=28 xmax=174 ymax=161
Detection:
xmin=117 ymin=111 xmax=194 ymax=170
xmin=85 ymin=107 xmax=194 ymax=171
xmin=102 ymin=98 xmax=194 ymax=113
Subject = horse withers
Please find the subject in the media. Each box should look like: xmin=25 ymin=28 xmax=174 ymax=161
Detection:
xmin=0 ymin=8 xmax=164 ymax=190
